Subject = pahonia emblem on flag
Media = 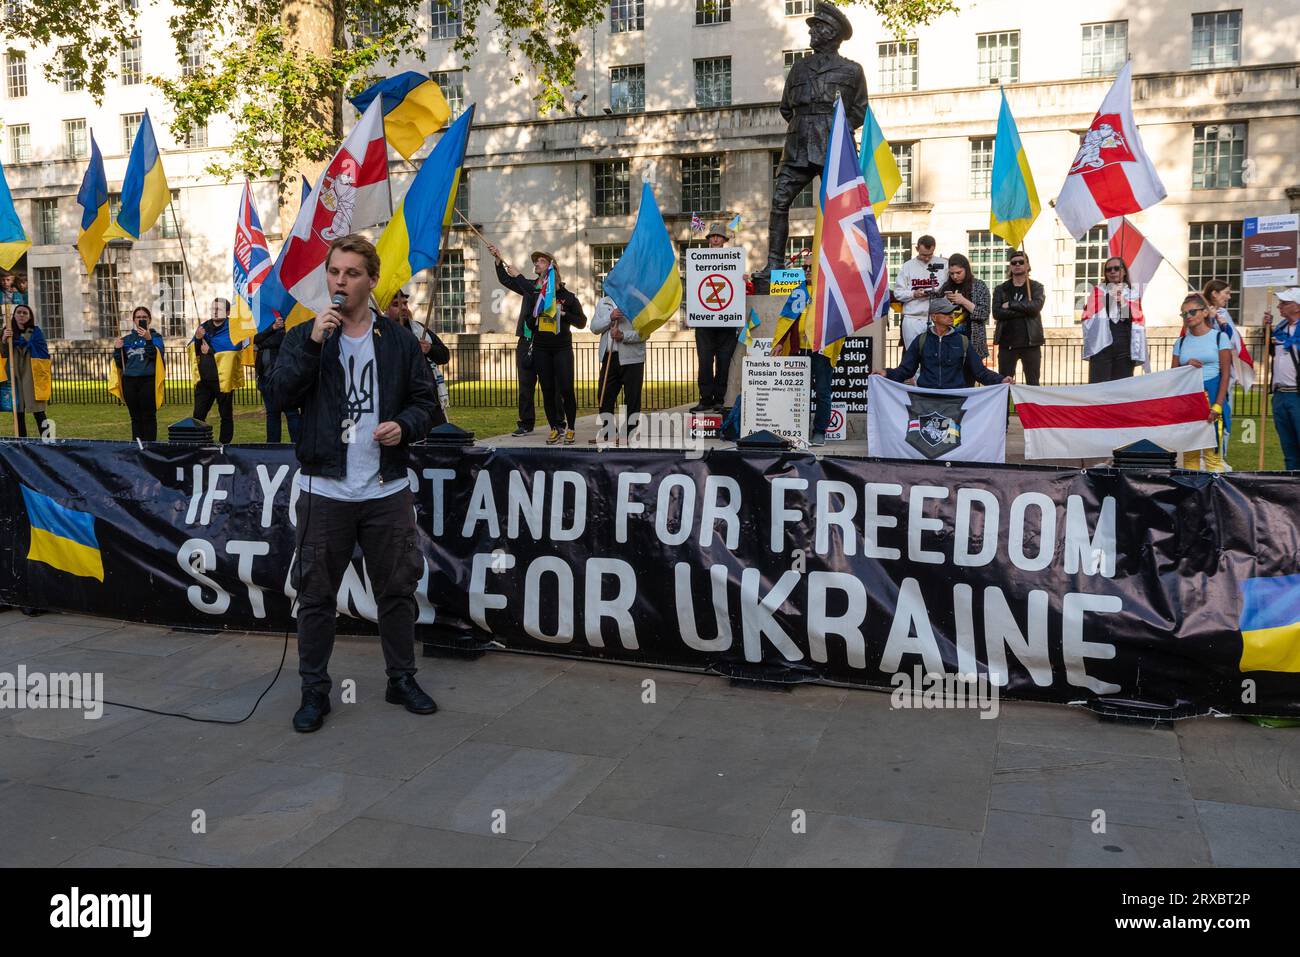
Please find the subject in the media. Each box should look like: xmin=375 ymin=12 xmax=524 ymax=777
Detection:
xmin=905 ymin=393 xmax=966 ymax=459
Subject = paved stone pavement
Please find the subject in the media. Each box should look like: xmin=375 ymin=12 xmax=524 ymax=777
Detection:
xmin=2 ymin=609 xmax=1297 ymax=867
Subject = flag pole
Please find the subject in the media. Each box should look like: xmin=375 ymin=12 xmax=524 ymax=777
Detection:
xmin=454 ymin=208 xmax=492 ymax=249
xmin=1259 ymin=286 xmax=1273 ymax=470
xmin=169 ymin=199 xmax=204 ymax=332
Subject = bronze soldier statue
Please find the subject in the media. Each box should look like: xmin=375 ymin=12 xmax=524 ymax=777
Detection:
xmin=760 ymin=1 xmax=869 ymax=282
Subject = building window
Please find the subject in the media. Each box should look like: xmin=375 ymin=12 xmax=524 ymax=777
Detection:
xmin=594 ymin=159 xmax=631 ymax=217
xmin=609 ymin=0 xmax=643 ymax=33
xmin=1192 ymin=122 xmax=1246 ymax=189
xmin=453 ymin=169 xmax=469 ymax=220
xmin=34 ymin=268 xmax=64 ymax=339
xmin=35 ymin=198 xmax=59 ymax=246
xmin=1081 ymin=21 xmax=1127 ymax=77
xmin=681 ymin=155 xmax=722 ymax=214
xmin=155 ymin=261 xmax=185 ymax=328
xmin=610 ymin=64 xmax=645 ymax=114
xmin=353 ymin=7 xmax=383 ymax=41
xmin=1191 ymin=10 xmax=1241 ymax=69
xmin=429 ymin=70 xmax=464 ymax=120
xmin=783 ymin=49 xmax=811 ymax=78
xmin=593 ymin=243 xmax=626 ymax=297
xmin=1073 ymin=224 xmax=1108 ymax=312
xmin=122 ymin=112 xmax=144 ymax=153
xmin=785 ymin=235 xmax=813 ymax=270
xmin=120 ymin=37 xmax=143 ymax=85
xmin=1189 ymin=222 xmax=1243 ymax=322
xmin=784 ymin=0 xmax=813 ymax=14
xmin=6 ymin=52 xmax=27 ymax=98
xmin=878 ymin=40 xmax=919 ymax=93
xmin=183 ymin=32 xmax=205 ymax=77
xmin=967 ymin=230 xmax=1012 ymax=289
xmin=60 ymin=47 xmax=84 ymax=92
xmin=8 ymin=124 xmax=31 ymax=164
xmin=108 ymin=193 xmax=123 ymax=225
xmin=892 ymin=142 xmax=914 ymax=203
xmin=159 ymin=190 xmax=181 ymax=238
xmin=977 ymin=31 xmax=1019 ymax=85
xmin=694 ymin=57 xmax=731 ymax=108
xmin=64 ymin=118 xmax=88 ymax=160
xmin=95 ymin=264 xmax=123 ymax=338
xmin=184 ymin=123 xmax=208 ymax=149
xmin=969 ymin=137 xmax=994 ymax=199
xmin=429 ymin=0 xmax=463 ymax=40
xmin=771 ymin=151 xmax=814 ymax=209
xmin=695 ymin=0 xmax=729 ymax=26
xmin=883 ymin=233 xmax=912 ymax=274
xmin=431 ymin=249 xmax=465 ymax=333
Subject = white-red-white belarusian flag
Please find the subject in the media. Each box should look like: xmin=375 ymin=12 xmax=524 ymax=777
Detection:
xmin=278 ymin=98 xmax=391 ymax=320
xmin=1011 ymin=366 xmax=1214 ymax=460
xmin=1055 ymin=62 xmax=1167 ymax=241
xmin=1107 ymin=216 xmax=1164 ymax=295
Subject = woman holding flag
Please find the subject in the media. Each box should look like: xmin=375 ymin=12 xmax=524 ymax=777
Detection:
xmin=1172 ymin=293 xmax=1233 ymax=472
xmin=488 ymin=245 xmax=586 ymax=445
xmin=2 ymin=303 xmax=50 ymax=438
xmin=1082 ymin=257 xmax=1146 ymax=383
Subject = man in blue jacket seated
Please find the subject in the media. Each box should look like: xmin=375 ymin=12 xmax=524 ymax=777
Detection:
xmin=874 ymin=299 xmax=1013 ymax=389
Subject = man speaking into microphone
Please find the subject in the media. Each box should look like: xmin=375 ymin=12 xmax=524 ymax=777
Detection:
xmin=268 ymin=234 xmax=441 ymax=733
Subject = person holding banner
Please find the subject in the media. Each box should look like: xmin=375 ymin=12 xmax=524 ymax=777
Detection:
xmin=1082 ymin=257 xmax=1145 ymax=383
xmin=875 ymin=298 xmax=1011 ymax=390
xmin=692 ymin=224 xmax=739 ymax=413
xmin=113 ymin=305 xmax=163 ymax=441
xmin=268 ymin=234 xmax=442 ymax=733
xmin=1171 ymin=293 xmax=1233 ymax=472
xmin=2 ymin=304 xmax=50 ymax=438
xmin=1264 ymin=288 xmax=1300 ymax=470
xmin=192 ymin=298 xmax=240 ymax=443
xmin=991 ymin=250 xmax=1045 ymax=385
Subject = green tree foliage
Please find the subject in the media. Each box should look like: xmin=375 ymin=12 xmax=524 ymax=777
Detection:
xmin=0 ymin=0 xmax=957 ymax=189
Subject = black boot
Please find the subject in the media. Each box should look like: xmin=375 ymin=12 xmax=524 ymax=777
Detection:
xmin=293 ymin=689 xmax=331 ymax=733
xmin=385 ymin=674 xmax=438 ymax=714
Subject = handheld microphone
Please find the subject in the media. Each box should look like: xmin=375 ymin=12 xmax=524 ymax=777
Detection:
xmin=326 ymin=292 xmax=345 ymax=339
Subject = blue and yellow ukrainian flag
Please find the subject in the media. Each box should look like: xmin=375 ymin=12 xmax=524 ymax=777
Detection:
xmin=859 ymin=104 xmax=901 ymax=219
xmin=20 ymin=485 xmax=104 ymax=582
xmin=603 ymin=182 xmax=682 ymax=340
xmin=105 ymin=110 xmax=170 ymax=240
xmin=350 ymin=71 xmax=452 ymax=161
xmin=1239 ymin=574 xmax=1300 ymax=673
xmin=0 ymin=156 xmax=30 ymax=270
xmin=989 ymin=89 xmax=1041 ymax=250
xmin=189 ymin=323 xmax=246 ymax=393
xmin=375 ymin=106 xmax=474 ymax=309
xmin=0 ymin=324 xmax=51 ymax=401
xmin=76 ymin=134 xmax=111 ymax=274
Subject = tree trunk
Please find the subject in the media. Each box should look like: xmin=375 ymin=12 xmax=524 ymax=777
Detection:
xmin=278 ymin=0 xmax=338 ymax=229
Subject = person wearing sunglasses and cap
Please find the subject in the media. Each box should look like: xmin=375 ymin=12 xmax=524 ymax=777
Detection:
xmin=1264 ymin=288 xmax=1300 ymax=470
xmin=1171 ymin=293 xmax=1233 ymax=472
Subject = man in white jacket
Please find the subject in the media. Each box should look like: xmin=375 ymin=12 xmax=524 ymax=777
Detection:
xmin=892 ymin=235 xmax=947 ymax=349
xmin=591 ymin=295 xmax=645 ymax=445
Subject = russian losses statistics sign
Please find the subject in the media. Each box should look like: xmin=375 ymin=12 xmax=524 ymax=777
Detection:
xmin=1242 ymin=215 xmax=1299 ymax=288
xmin=686 ymin=247 xmax=746 ymax=327
xmin=741 ymin=355 xmax=810 ymax=445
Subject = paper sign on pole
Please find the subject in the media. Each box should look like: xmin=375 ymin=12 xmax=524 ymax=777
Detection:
xmin=1242 ymin=215 xmax=1299 ymax=288
xmin=686 ymin=247 xmax=746 ymax=327
xmin=769 ymin=268 xmax=805 ymax=296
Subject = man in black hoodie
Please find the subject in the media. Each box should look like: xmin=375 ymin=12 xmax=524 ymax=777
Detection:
xmin=266 ymin=234 xmax=441 ymax=733
xmin=254 ymin=315 xmax=301 ymax=442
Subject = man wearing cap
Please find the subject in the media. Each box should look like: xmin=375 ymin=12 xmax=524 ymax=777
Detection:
xmin=692 ymin=223 xmax=739 ymax=412
xmin=1264 ymin=288 xmax=1300 ymax=470
xmin=762 ymin=1 xmax=869 ymax=280
xmin=873 ymin=297 xmax=1012 ymax=390
xmin=386 ymin=288 xmax=451 ymax=428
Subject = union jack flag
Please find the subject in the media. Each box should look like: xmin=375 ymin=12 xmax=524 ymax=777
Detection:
xmin=232 ymin=179 xmax=272 ymax=306
xmin=689 ymin=212 xmax=706 ymax=233
xmin=806 ymin=96 xmax=889 ymax=353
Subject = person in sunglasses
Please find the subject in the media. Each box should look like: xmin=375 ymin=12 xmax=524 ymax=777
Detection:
xmin=1081 ymin=256 xmax=1147 ymax=382
xmin=992 ymin=250 xmax=1045 ymax=385
xmin=1171 ymin=293 xmax=1232 ymax=472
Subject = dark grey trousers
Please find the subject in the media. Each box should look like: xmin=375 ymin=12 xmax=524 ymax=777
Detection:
xmin=293 ymin=488 xmax=422 ymax=693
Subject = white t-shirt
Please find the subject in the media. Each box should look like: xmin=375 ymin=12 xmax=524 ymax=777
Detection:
xmin=893 ymin=256 xmax=948 ymax=348
xmin=297 ymin=328 xmax=409 ymax=501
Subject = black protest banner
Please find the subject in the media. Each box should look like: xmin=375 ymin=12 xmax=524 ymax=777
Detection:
xmin=1 ymin=439 xmax=1297 ymax=718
